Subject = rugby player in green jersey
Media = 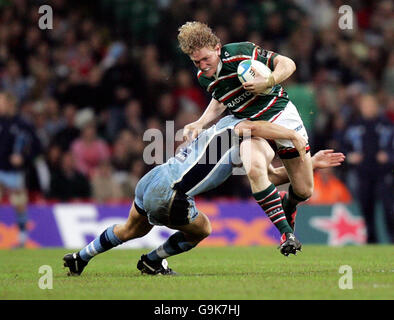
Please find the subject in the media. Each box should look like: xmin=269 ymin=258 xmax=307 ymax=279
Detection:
xmin=178 ymin=21 xmax=314 ymax=249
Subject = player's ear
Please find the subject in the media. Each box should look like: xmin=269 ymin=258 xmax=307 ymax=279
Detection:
xmin=215 ymin=44 xmax=221 ymax=55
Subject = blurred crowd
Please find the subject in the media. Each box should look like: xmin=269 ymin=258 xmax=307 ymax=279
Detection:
xmin=0 ymin=0 xmax=393 ymax=212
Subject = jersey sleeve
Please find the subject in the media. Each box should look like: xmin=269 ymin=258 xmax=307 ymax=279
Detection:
xmin=226 ymin=42 xmax=278 ymax=71
xmin=255 ymin=47 xmax=278 ymax=71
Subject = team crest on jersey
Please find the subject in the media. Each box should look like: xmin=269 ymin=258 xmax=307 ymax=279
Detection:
xmin=258 ymin=48 xmax=269 ymax=58
xmin=175 ymin=147 xmax=192 ymax=162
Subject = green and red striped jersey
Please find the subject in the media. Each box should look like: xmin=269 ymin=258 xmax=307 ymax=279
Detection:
xmin=197 ymin=42 xmax=289 ymax=121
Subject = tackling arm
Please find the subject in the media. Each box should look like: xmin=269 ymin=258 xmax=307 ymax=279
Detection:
xmin=183 ymin=98 xmax=226 ymax=141
xmin=235 ymin=119 xmax=307 ymax=161
xmin=268 ymin=150 xmax=346 ymax=186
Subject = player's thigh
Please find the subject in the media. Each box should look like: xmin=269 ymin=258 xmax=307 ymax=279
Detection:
xmin=281 ymin=152 xmax=314 ymax=198
xmin=171 ymin=212 xmax=212 ymax=243
xmin=240 ymin=137 xmax=274 ymax=176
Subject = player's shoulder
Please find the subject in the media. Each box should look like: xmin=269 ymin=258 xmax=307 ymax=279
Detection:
xmin=221 ymin=42 xmax=256 ymax=58
xmin=196 ymin=69 xmax=214 ymax=88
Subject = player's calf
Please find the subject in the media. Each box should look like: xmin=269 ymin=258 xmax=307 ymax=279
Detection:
xmin=281 ymin=185 xmax=310 ymax=230
xmin=279 ymin=191 xmax=297 ymax=231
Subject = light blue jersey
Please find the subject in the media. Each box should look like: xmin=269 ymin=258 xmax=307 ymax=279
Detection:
xmin=167 ymin=115 xmax=243 ymax=196
xmin=134 ymin=115 xmax=244 ymax=226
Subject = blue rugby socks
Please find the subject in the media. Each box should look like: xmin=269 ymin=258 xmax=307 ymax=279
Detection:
xmin=147 ymin=231 xmax=196 ymax=262
xmin=79 ymin=225 xmax=123 ymax=262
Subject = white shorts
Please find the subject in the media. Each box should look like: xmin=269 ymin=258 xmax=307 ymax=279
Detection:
xmin=268 ymin=101 xmax=310 ymax=159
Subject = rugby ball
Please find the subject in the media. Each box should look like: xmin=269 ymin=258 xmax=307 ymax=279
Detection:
xmin=237 ymin=59 xmax=274 ymax=94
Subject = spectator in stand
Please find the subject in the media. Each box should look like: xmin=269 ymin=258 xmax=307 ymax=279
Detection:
xmin=0 ymin=92 xmax=41 ymax=247
xmin=116 ymin=129 xmax=145 ymax=163
xmin=0 ymin=0 xmax=391 ymax=210
xmin=341 ymin=94 xmax=394 ymax=243
xmin=156 ymin=92 xmax=178 ymax=122
xmin=120 ymin=159 xmax=146 ymax=199
xmin=43 ymin=97 xmax=64 ymax=138
xmin=308 ymin=167 xmax=352 ymax=205
xmin=121 ymin=99 xmax=145 ymax=136
xmin=53 ymin=104 xmax=81 ymax=151
xmin=111 ymin=135 xmax=134 ymax=173
xmin=105 ymin=85 xmax=133 ymax=142
xmin=71 ymin=121 xmax=111 ymax=178
xmin=44 ymin=144 xmax=62 ymax=181
xmin=385 ymin=95 xmax=394 ymax=123
xmin=172 ymin=69 xmax=207 ymax=113
xmin=91 ymin=160 xmax=123 ymax=203
xmin=0 ymin=59 xmax=31 ymax=104
xmin=49 ymin=151 xmax=91 ymax=201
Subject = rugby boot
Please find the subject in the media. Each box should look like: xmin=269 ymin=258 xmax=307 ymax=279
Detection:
xmin=137 ymin=254 xmax=177 ymax=276
xmin=63 ymin=252 xmax=88 ymax=276
xmin=279 ymin=232 xmax=302 ymax=256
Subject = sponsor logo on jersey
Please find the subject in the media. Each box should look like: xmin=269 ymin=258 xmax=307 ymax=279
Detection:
xmin=225 ymin=91 xmax=253 ymax=109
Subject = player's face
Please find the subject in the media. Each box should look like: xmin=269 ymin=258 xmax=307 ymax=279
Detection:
xmin=190 ymin=45 xmax=221 ymax=78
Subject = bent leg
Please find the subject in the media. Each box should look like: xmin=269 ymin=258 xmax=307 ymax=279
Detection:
xmin=240 ymin=138 xmax=293 ymax=236
xmin=79 ymin=203 xmax=153 ymax=262
xmin=146 ymin=212 xmax=211 ymax=262
xmin=114 ymin=203 xmax=153 ymax=241
xmin=281 ymin=153 xmax=314 ymax=200
xmin=240 ymin=137 xmax=274 ymax=192
xmin=281 ymin=153 xmax=314 ymax=217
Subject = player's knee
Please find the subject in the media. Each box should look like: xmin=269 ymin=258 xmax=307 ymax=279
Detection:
xmin=195 ymin=214 xmax=212 ymax=241
xmin=246 ymin=162 xmax=268 ymax=182
xmin=201 ymin=221 xmax=212 ymax=239
xmin=299 ymin=188 xmax=313 ymax=200
xmin=116 ymin=223 xmax=146 ymax=241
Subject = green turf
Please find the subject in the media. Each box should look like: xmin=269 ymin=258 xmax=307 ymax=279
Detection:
xmin=0 ymin=246 xmax=393 ymax=300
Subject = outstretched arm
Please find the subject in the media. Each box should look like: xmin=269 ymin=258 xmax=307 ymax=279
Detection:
xmin=268 ymin=149 xmax=346 ymax=186
xmin=183 ymin=98 xmax=226 ymax=142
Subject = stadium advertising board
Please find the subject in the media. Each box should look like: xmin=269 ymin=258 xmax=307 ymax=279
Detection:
xmin=0 ymin=201 xmax=389 ymax=249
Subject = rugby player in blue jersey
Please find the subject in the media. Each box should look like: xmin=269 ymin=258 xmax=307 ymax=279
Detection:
xmin=63 ymin=116 xmax=344 ymax=276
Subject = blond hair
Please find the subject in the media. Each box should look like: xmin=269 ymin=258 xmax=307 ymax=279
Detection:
xmin=178 ymin=21 xmax=220 ymax=55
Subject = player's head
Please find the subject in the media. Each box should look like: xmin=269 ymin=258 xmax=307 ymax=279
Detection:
xmin=178 ymin=21 xmax=221 ymax=78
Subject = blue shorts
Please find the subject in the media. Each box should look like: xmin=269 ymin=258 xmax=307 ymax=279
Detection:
xmin=0 ymin=171 xmax=25 ymax=190
xmin=134 ymin=165 xmax=199 ymax=226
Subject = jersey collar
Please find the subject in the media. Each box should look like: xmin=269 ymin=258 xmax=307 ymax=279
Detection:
xmin=214 ymin=59 xmax=223 ymax=79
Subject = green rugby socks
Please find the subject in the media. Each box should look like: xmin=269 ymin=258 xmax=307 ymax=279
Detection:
xmin=253 ymin=183 xmax=293 ymax=234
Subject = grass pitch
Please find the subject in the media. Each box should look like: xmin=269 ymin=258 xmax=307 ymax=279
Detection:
xmin=0 ymin=245 xmax=393 ymax=300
